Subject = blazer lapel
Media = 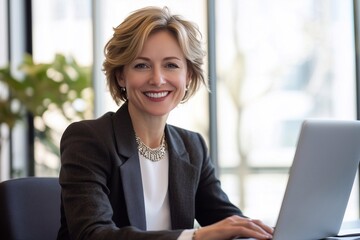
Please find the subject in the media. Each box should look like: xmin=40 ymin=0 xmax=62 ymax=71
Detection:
xmin=166 ymin=128 xmax=198 ymax=229
xmin=112 ymin=103 xmax=147 ymax=230
xmin=119 ymin=155 xmax=146 ymax=230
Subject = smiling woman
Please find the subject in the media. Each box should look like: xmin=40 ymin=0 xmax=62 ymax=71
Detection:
xmin=57 ymin=6 xmax=273 ymax=240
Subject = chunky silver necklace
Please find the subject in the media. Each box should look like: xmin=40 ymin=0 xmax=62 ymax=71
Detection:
xmin=135 ymin=134 xmax=167 ymax=162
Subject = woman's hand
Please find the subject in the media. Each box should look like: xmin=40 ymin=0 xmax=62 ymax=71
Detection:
xmin=194 ymin=215 xmax=273 ymax=240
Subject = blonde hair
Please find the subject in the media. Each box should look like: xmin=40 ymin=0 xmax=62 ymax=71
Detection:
xmin=102 ymin=6 xmax=207 ymax=105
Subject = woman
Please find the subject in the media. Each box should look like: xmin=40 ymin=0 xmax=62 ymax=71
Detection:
xmin=57 ymin=6 xmax=273 ymax=240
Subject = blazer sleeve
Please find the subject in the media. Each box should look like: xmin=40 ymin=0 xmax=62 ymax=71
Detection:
xmin=192 ymin=132 xmax=246 ymax=226
xmin=58 ymin=121 xmax=182 ymax=240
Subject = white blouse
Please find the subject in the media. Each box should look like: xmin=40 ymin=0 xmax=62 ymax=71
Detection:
xmin=138 ymin=151 xmax=195 ymax=240
xmin=139 ymin=152 xmax=171 ymax=230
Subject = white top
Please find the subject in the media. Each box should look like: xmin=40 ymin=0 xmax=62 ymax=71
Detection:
xmin=139 ymin=151 xmax=171 ymax=230
xmin=139 ymin=151 xmax=195 ymax=240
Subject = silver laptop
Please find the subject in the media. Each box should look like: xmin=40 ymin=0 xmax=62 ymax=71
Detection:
xmin=272 ymin=119 xmax=360 ymax=240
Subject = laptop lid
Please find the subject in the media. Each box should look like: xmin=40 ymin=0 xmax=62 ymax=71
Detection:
xmin=273 ymin=119 xmax=360 ymax=240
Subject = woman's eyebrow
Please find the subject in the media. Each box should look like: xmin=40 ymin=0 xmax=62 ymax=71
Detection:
xmin=134 ymin=56 xmax=150 ymax=61
xmin=164 ymin=56 xmax=182 ymax=61
xmin=134 ymin=56 xmax=182 ymax=61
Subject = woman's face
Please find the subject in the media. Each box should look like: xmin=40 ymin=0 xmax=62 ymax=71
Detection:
xmin=118 ymin=30 xmax=189 ymax=118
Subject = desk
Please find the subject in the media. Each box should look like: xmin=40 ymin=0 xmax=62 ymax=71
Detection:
xmin=236 ymin=220 xmax=360 ymax=240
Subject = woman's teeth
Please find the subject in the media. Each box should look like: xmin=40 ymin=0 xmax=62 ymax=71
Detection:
xmin=145 ymin=91 xmax=168 ymax=98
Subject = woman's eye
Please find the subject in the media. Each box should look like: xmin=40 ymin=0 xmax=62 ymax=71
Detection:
xmin=134 ymin=63 xmax=149 ymax=69
xmin=166 ymin=63 xmax=179 ymax=68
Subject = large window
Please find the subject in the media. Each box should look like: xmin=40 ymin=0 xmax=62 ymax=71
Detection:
xmin=216 ymin=0 xmax=358 ymax=225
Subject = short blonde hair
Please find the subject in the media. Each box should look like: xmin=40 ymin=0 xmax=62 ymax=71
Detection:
xmin=102 ymin=6 xmax=207 ymax=105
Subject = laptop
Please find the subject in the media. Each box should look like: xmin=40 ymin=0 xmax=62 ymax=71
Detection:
xmin=270 ymin=119 xmax=360 ymax=240
xmin=236 ymin=120 xmax=360 ymax=240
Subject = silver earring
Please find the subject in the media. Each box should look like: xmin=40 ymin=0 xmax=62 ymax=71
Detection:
xmin=121 ymin=87 xmax=126 ymax=92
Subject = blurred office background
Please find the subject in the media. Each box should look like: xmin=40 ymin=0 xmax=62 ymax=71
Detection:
xmin=0 ymin=0 xmax=359 ymax=226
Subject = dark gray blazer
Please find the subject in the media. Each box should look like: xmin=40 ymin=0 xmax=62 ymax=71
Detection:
xmin=57 ymin=102 xmax=243 ymax=240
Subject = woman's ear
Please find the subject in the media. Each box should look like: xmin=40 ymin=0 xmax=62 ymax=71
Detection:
xmin=186 ymin=71 xmax=192 ymax=87
xmin=116 ymin=70 xmax=126 ymax=87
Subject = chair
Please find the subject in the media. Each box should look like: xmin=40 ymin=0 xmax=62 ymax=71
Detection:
xmin=0 ymin=177 xmax=61 ymax=240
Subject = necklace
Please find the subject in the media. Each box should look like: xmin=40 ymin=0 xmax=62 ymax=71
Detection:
xmin=135 ymin=134 xmax=167 ymax=162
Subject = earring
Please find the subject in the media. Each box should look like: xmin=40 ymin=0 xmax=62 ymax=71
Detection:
xmin=121 ymin=87 xmax=126 ymax=92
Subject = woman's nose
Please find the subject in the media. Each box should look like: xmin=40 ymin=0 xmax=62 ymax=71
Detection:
xmin=150 ymin=67 xmax=166 ymax=86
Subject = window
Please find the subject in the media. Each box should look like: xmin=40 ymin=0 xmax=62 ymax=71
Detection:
xmin=216 ymin=0 xmax=358 ymax=225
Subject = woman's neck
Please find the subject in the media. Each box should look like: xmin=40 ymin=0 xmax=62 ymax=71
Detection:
xmin=128 ymin=104 xmax=168 ymax=148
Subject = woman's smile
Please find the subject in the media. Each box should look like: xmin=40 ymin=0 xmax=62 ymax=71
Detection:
xmin=144 ymin=91 xmax=171 ymax=102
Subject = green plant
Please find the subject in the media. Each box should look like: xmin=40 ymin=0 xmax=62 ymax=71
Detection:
xmin=0 ymin=53 xmax=93 ymax=172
